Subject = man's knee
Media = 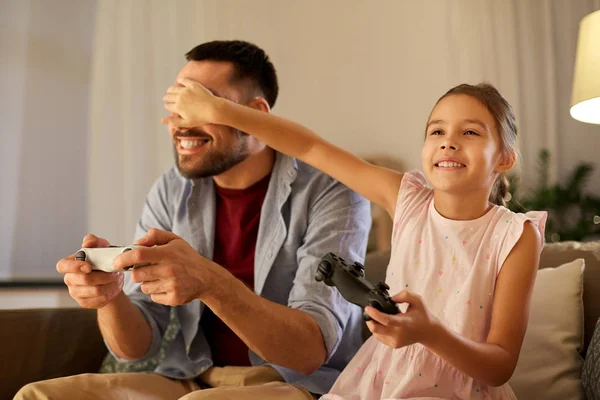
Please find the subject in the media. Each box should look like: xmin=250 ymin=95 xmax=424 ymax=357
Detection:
xmin=14 ymin=374 xmax=110 ymax=400
xmin=14 ymin=379 xmax=57 ymax=400
xmin=178 ymin=382 xmax=316 ymax=400
xmin=179 ymin=387 xmax=247 ymax=400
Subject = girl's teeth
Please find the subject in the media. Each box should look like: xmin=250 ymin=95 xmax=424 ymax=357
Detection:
xmin=437 ymin=162 xmax=465 ymax=168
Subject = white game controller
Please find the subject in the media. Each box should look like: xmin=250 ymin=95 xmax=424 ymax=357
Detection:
xmin=75 ymin=246 xmax=149 ymax=273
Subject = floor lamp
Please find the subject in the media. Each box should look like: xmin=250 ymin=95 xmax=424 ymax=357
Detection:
xmin=571 ymin=9 xmax=600 ymax=124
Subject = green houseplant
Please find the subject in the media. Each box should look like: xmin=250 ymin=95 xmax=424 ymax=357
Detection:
xmin=507 ymin=149 xmax=600 ymax=242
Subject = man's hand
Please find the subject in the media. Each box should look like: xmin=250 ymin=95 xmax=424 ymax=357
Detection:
xmin=113 ymin=228 xmax=230 ymax=306
xmin=365 ymin=290 xmax=440 ymax=349
xmin=56 ymin=234 xmax=124 ymax=309
xmin=161 ymin=78 xmax=222 ymax=128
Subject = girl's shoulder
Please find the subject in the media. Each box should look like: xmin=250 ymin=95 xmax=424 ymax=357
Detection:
xmin=399 ymin=169 xmax=429 ymax=192
xmin=393 ymin=169 xmax=433 ymax=222
xmin=396 ymin=169 xmax=432 ymax=205
xmin=493 ymin=207 xmax=548 ymax=274
xmin=495 ymin=206 xmax=547 ymax=242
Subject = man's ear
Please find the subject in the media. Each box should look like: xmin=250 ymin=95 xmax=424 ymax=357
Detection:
xmin=496 ymin=150 xmax=516 ymax=173
xmin=248 ymin=97 xmax=271 ymax=113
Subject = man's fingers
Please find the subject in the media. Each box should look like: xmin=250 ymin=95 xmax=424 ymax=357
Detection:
xmin=150 ymin=293 xmax=175 ymax=306
xmin=57 ymin=256 xmax=91 ymax=274
xmin=113 ymin=247 xmax=158 ymax=271
xmin=130 ymin=264 xmax=174 ymax=283
xmin=81 ymin=234 xmax=110 ymax=248
xmin=136 ymin=228 xmax=181 ymax=247
xmin=64 ymin=271 xmax=122 ymax=287
xmin=140 ymin=280 xmax=163 ymax=295
xmin=82 ymin=234 xmax=98 ymax=246
xmin=68 ymin=280 xmax=121 ymax=299
xmin=114 ymin=229 xmax=179 ymax=270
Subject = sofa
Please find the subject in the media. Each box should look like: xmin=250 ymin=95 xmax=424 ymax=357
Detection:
xmin=1 ymin=240 xmax=599 ymax=399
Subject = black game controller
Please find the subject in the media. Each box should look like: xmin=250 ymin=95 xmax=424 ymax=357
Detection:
xmin=315 ymin=252 xmax=399 ymax=321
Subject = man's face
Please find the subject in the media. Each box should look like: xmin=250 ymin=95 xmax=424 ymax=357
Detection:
xmin=169 ymin=61 xmax=252 ymax=179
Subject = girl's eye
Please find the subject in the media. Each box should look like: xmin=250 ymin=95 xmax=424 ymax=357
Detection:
xmin=430 ymin=130 xmax=442 ymax=135
xmin=465 ymin=130 xmax=479 ymax=136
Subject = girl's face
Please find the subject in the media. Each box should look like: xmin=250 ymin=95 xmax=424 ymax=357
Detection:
xmin=421 ymin=94 xmax=509 ymax=198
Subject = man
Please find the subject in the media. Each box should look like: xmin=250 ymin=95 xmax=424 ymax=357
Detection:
xmin=16 ymin=40 xmax=371 ymax=400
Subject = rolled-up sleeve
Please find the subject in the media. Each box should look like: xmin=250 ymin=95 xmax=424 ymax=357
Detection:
xmin=288 ymin=178 xmax=371 ymax=361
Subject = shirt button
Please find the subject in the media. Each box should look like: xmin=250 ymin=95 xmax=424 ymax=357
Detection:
xmin=267 ymin=250 xmax=273 ymax=259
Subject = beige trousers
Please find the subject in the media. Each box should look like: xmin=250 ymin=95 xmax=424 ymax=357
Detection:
xmin=14 ymin=365 xmax=318 ymax=400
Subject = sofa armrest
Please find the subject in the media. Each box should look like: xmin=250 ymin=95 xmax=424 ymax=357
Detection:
xmin=0 ymin=308 xmax=107 ymax=399
xmin=583 ymin=317 xmax=600 ymax=400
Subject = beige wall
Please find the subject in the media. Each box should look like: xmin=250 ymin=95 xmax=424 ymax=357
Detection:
xmin=200 ymin=0 xmax=600 ymax=189
xmin=2 ymin=0 xmax=600 ymax=281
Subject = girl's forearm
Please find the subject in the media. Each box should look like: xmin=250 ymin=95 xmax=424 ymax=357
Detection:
xmin=424 ymin=322 xmax=516 ymax=387
xmin=210 ymin=95 xmax=404 ymax=216
xmin=215 ymin=98 xmax=325 ymax=163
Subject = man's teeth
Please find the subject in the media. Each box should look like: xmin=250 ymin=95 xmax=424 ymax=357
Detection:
xmin=437 ymin=161 xmax=465 ymax=168
xmin=180 ymin=139 xmax=207 ymax=149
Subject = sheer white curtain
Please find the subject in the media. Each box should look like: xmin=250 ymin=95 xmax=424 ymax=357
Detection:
xmin=0 ymin=0 xmax=95 ymax=280
xmin=87 ymin=0 xmax=219 ymax=245
xmin=87 ymin=0 xmax=600 ymax=247
xmin=447 ymin=0 xmax=600 ymax=187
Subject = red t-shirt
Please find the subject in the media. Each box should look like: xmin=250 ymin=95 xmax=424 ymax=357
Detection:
xmin=199 ymin=174 xmax=271 ymax=367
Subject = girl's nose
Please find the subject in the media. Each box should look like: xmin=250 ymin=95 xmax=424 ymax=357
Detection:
xmin=440 ymin=144 xmax=457 ymax=150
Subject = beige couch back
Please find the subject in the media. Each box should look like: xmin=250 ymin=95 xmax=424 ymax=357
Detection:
xmin=364 ymin=240 xmax=600 ymax=355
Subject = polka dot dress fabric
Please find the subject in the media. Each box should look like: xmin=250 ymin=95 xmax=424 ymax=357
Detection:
xmin=321 ymin=170 xmax=546 ymax=400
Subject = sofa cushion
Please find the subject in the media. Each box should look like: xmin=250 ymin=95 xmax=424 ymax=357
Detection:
xmin=508 ymin=258 xmax=585 ymax=400
xmin=539 ymin=240 xmax=600 ymax=356
xmin=0 ymin=308 xmax=107 ymax=399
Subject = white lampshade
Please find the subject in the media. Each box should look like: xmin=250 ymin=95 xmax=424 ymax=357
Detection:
xmin=570 ymin=9 xmax=600 ymax=124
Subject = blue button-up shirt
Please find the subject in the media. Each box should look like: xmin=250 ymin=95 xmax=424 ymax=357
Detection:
xmin=114 ymin=152 xmax=371 ymax=394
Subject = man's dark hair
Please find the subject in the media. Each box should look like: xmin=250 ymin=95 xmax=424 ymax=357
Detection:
xmin=186 ymin=40 xmax=279 ymax=108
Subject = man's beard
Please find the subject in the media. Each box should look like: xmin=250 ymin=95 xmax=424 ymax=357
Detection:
xmin=173 ymin=129 xmax=250 ymax=179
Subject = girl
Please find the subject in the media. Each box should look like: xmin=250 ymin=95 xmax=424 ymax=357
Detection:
xmin=162 ymin=80 xmax=546 ymax=400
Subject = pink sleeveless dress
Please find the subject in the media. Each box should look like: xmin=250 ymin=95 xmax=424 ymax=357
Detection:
xmin=322 ymin=170 xmax=546 ymax=400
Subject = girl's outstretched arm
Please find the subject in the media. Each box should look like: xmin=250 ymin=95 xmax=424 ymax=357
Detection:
xmin=163 ymin=78 xmax=403 ymax=217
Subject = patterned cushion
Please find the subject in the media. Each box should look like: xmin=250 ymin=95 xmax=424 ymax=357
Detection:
xmin=99 ymin=307 xmax=179 ymax=373
xmin=583 ymin=317 xmax=600 ymax=400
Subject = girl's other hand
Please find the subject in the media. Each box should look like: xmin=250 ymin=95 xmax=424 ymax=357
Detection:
xmin=161 ymin=78 xmax=220 ymax=128
xmin=365 ymin=290 xmax=440 ymax=349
